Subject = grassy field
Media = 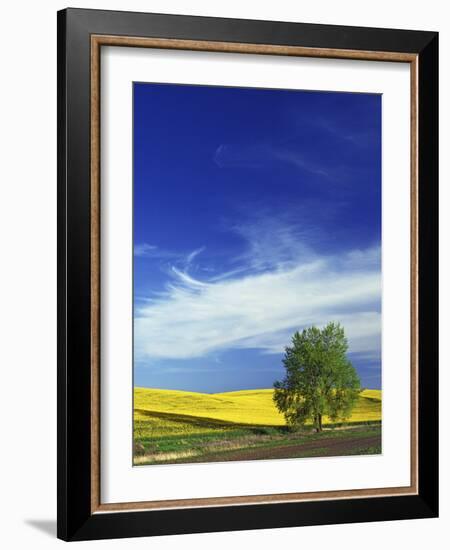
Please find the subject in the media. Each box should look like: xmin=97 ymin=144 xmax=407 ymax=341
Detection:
xmin=134 ymin=387 xmax=381 ymax=465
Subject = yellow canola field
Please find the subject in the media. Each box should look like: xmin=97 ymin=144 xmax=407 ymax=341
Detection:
xmin=134 ymin=387 xmax=381 ymax=439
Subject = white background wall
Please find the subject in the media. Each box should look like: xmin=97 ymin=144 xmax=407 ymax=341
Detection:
xmin=0 ymin=1 xmax=447 ymax=548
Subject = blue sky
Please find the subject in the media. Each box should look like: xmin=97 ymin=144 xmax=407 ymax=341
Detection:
xmin=133 ymin=82 xmax=382 ymax=393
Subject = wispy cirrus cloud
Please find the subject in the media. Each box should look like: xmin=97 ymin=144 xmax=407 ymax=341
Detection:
xmin=315 ymin=117 xmax=380 ymax=149
xmin=230 ymin=215 xmax=316 ymax=272
xmin=134 ymin=217 xmax=381 ymax=365
xmin=214 ymin=142 xmax=329 ymax=177
xmin=134 ymin=243 xmax=205 ymax=267
xmin=185 ymin=247 xmax=205 ymax=264
xmin=134 ymin=243 xmax=159 ymax=257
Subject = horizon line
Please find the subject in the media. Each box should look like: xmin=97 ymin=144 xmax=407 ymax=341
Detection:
xmin=134 ymin=385 xmax=381 ymax=395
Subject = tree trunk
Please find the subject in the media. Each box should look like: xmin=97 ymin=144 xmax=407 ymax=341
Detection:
xmin=315 ymin=414 xmax=322 ymax=433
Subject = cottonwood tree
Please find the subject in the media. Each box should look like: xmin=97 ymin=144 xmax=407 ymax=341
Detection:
xmin=273 ymin=323 xmax=361 ymax=432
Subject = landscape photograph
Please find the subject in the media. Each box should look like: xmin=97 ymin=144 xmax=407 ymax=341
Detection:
xmin=133 ymin=82 xmax=382 ymax=466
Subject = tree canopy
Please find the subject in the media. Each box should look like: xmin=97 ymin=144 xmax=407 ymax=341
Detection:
xmin=273 ymin=322 xmax=361 ymax=432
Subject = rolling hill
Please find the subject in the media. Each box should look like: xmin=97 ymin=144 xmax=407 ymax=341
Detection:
xmin=133 ymin=387 xmax=381 ymax=464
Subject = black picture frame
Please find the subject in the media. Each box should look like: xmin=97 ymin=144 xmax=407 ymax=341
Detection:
xmin=57 ymin=7 xmax=438 ymax=541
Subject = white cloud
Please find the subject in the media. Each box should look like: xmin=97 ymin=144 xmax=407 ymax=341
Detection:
xmin=134 ymin=243 xmax=158 ymax=257
xmin=186 ymin=247 xmax=205 ymax=264
xmin=213 ymin=142 xmax=330 ymax=177
xmin=134 ymin=237 xmax=381 ymax=362
xmin=134 ymin=243 xmax=206 ymax=268
xmin=231 ymin=215 xmax=316 ymax=272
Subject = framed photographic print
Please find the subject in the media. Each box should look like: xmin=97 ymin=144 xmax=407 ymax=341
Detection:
xmin=57 ymin=8 xmax=438 ymax=541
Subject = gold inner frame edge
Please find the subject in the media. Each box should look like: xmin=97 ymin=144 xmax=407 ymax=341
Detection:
xmin=90 ymin=35 xmax=419 ymax=514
